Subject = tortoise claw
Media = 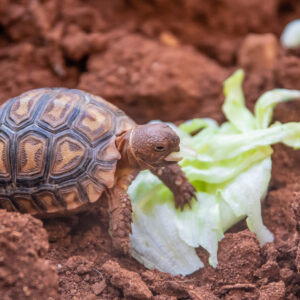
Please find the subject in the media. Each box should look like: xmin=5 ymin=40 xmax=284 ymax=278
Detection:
xmin=175 ymin=183 xmax=195 ymax=211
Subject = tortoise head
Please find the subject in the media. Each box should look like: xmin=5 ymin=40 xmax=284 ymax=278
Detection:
xmin=128 ymin=123 xmax=182 ymax=169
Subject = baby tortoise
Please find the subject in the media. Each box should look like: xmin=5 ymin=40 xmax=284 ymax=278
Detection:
xmin=0 ymin=88 xmax=194 ymax=254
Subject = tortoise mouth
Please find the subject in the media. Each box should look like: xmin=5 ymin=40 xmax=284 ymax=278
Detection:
xmin=164 ymin=151 xmax=182 ymax=162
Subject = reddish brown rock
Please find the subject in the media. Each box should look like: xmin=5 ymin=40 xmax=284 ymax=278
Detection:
xmin=188 ymin=286 xmax=220 ymax=300
xmin=238 ymin=34 xmax=279 ymax=73
xmin=258 ymin=281 xmax=286 ymax=300
xmin=102 ymin=260 xmax=153 ymax=299
xmin=61 ymin=29 xmax=107 ymax=61
xmin=276 ymin=55 xmax=300 ymax=90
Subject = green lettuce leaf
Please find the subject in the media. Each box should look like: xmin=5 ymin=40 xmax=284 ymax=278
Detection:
xmin=129 ymin=69 xmax=300 ymax=276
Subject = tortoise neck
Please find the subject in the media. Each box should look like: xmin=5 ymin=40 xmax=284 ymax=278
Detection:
xmin=116 ymin=127 xmax=152 ymax=171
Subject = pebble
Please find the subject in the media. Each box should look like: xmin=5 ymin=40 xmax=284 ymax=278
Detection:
xmin=91 ymin=280 xmax=106 ymax=295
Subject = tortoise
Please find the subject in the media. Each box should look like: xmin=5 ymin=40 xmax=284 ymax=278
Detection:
xmin=0 ymin=88 xmax=194 ymax=254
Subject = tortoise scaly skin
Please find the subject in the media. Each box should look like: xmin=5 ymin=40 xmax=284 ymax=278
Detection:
xmin=0 ymin=88 xmax=194 ymax=254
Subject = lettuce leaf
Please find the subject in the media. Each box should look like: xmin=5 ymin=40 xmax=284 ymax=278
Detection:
xmin=129 ymin=69 xmax=300 ymax=276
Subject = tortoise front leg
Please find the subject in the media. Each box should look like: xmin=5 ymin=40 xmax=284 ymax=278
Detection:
xmin=108 ymin=185 xmax=132 ymax=255
xmin=151 ymin=164 xmax=195 ymax=210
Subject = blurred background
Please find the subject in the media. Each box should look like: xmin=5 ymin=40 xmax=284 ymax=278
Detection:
xmin=0 ymin=0 xmax=299 ymax=124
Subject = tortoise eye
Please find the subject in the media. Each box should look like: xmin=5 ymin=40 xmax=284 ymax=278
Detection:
xmin=155 ymin=145 xmax=165 ymax=152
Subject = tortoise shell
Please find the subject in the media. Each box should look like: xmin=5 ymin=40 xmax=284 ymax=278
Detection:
xmin=0 ymin=88 xmax=135 ymax=216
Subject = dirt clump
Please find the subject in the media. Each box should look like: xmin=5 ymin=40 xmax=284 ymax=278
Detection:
xmin=102 ymin=260 xmax=152 ymax=299
xmin=216 ymin=231 xmax=262 ymax=284
xmin=0 ymin=210 xmax=59 ymax=300
xmin=258 ymin=281 xmax=286 ymax=300
xmin=79 ymin=33 xmax=228 ymax=123
xmin=275 ymin=55 xmax=300 ymax=89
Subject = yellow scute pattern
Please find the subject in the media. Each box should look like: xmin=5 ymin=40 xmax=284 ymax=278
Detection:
xmin=17 ymin=134 xmax=47 ymax=177
xmin=9 ymin=91 xmax=41 ymax=125
xmin=51 ymin=136 xmax=86 ymax=176
xmin=40 ymin=93 xmax=79 ymax=128
xmin=74 ymin=103 xmax=112 ymax=143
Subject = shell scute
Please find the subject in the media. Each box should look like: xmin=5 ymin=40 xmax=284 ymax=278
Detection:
xmin=0 ymin=197 xmax=16 ymax=211
xmin=116 ymin=115 xmax=135 ymax=136
xmin=13 ymin=194 xmax=41 ymax=214
xmin=97 ymin=137 xmax=121 ymax=162
xmin=9 ymin=90 xmax=43 ymax=126
xmin=51 ymin=135 xmax=87 ymax=177
xmin=0 ymin=135 xmax=10 ymax=179
xmin=80 ymin=177 xmax=105 ymax=203
xmin=74 ymin=103 xmax=113 ymax=144
xmin=34 ymin=190 xmax=62 ymax=214
xmin=39 ymin=91 xmax=81 ymax=130
xmin=91 ymin=95 xmax=120 ymax=112
xmin=91 ymin=163 xmax=117 ymax=189
xmin=59 ymin=185 xmax=83 ymax=211
xmin=17 ymin=133 xmax=47 ymax=178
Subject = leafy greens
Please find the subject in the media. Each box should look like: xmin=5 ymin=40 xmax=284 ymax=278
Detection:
xmin=128 ymin=69 xmax=300 ymax=276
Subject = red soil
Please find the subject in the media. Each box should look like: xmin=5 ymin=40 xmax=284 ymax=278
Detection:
xmin=1 ymin=0 xmax=300 ymax=299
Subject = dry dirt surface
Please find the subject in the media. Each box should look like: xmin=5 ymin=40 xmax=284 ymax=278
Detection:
xmin=1 ymin=0 xmax=300 ymax=299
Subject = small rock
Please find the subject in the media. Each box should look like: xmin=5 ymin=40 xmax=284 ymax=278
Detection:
xmin=275 ymin=55 xmax=300 ymax=89
xmin=188 ymin=286 xmax=219 ymax=300
xmin=254 ymin=261 xmax=280 ymax=282
xmin=65 ymin=256 xmax=93 ymax=275
xmin=73 ymin=275 xmax=81 ymax=283
xmin=102 ymin=260 xmax=152 ymax=299
xmin=279 ymin=268 xmax=294 ymax=282
xmin=159 ymin=31 xmax=179 ymax=47
xmin=238 ymin=33 xmax=278 ymax=73
xmin=61 ymin=30 xmax=90 ymax=61
xmin=91 ymin=280 xmax=106 ymax=295
xmin=70 ymin=289 xmax=77 ymax=295
xmin=258 ymin=281 xmax=285 ymax=300
xmin=262 ymin=243 xmax=278 ymax=261
xmin=88 ymin=33 xmax=107 ymax=52
xmin=61 ymin=31 xmax=107 ymax=61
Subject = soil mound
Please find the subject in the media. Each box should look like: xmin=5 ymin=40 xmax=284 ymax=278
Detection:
xmin=0 ymin=210 xmax=59 ymax=300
